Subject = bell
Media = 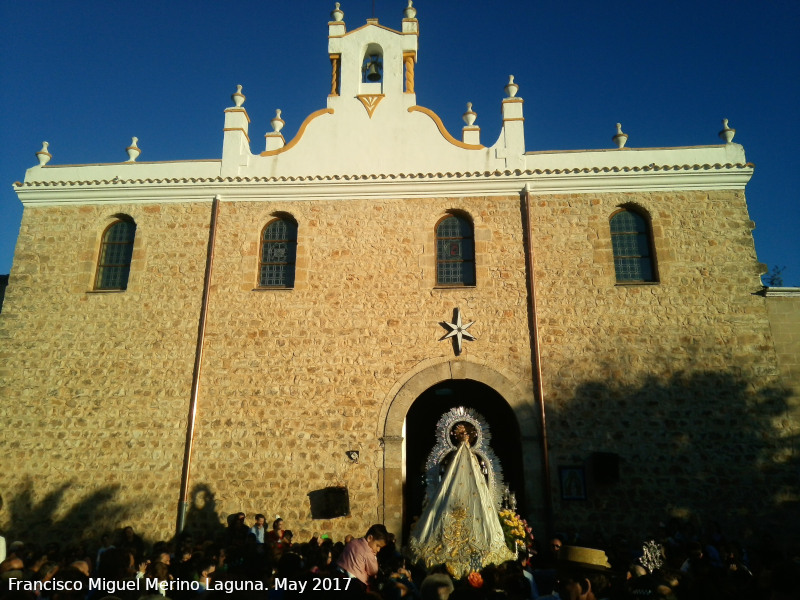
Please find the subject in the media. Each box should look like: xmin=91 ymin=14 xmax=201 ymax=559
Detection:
xmin=366 ymin=61 xmax=381 ymax=82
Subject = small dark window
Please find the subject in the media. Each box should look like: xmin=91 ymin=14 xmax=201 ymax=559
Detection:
xmin=259 ymin=218 xmax=297 ymax=288
xmin=436 ymin=214 xmax=475 ymax=286
xmin=610 ymin=209 xmax=656 ymax=282
xmin=95 ymin=219 xmax=136 ymax=290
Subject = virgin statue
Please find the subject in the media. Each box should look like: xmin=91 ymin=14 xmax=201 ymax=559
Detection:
xmin=408 ymin=406 xmax=515 ymax=578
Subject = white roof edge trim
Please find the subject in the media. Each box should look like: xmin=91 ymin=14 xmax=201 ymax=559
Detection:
xmin=15 ymin=167 xmax=754 ymax=206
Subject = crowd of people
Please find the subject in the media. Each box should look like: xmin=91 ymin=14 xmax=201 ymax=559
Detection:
xmin=0 ymin=513 xmax=797 ymax=600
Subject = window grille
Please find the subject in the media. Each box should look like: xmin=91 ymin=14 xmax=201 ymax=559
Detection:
xmin=95 ymin=220 xmax=136 ymax=290
xmin=259 ymin=218 xmax=297 ymax=288
xmin=436 ymin=215 xmax=475 ymax=286
xmin=610 ymin=210 xmax=656 ymax=282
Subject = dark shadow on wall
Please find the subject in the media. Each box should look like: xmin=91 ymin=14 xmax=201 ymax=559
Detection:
xmin=548 ymin=367 xmax=798 ymax=542
xmin=182 ymin=483 xmax=226 ymax=542
xmin=5 ymin=477 xmax=128 ymax=542
xmin=2 ymin=481 xmax=228 ymax=547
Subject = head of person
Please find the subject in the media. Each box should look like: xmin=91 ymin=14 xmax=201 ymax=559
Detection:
xmin=556 ymin=546 xmax=613 ymax=600
xmin=550 ymin=535 xmax=565 ymax=554
xmin=364 ymin=524 xmax=390 ymax=555
xmin=272 ymin=518 xmax=284 ymax=531
xmin=420 ymin=573 xmax=454 ymax=600
xmin=254 ymin=514 xmax=266 ymax=527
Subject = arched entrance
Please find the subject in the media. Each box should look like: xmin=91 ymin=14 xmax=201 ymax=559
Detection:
xmin=378 ymin=360 xmax=544 ymax=543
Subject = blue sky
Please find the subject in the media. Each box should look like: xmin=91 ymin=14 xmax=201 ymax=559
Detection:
xmin=1 ymin=1 xmax=798 ymax=284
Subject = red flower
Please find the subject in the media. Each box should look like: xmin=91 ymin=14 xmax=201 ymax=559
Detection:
xmin=467 ymin=572 xmax=483 ymax=588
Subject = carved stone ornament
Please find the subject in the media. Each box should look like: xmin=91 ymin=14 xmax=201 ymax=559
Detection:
xmin=718 ymin=118 xmax=736 ymax=143
xmin=612 ymin=123 xmax=629 ymax=149
xmin=440 ymin=307 xmax=476 ymax=355
xmin=126 ymin=137 xmax=141 ymax=162
xmin=36 ymin=141 xmax=52 ymax=166
xmin=356 ymin=94 xmax=385 ymax=118
xmin=232 ymin=84 xmax=245 ymax=108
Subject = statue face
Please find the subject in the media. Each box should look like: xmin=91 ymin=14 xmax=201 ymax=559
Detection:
xmin=450 ymin=422 xmax=477 ymax=446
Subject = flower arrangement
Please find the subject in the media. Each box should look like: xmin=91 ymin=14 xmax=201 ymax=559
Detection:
xmin=467 ymin=572 xmax=483 ymax=588
xmin=498 ymin=508 xmax=534 ymax=553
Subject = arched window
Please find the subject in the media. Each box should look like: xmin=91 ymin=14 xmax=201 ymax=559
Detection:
xmin=436 ymin=214 xmax=475 ymax=286
xmin=610 ymin=209 xmax=657 ymax=283
xmin=259 ymin=217 xmax=297 ymax=288
xmin=95 ymin=218 xmax=136 ymax=290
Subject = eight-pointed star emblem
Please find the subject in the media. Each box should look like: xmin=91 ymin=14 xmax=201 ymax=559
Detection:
xmin=440 ymin=307 xmax=476 ymax=355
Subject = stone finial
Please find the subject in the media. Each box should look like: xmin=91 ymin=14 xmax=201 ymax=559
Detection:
xmin=505 ymin=75 xmax=519 ymax=98
xmin=718 ymin=118 xmax=735 ymax=143
xmin=404 ymin=0 xmax=417 ymax=19
xmin=232 ymin=84 xmax=245 ymax=107
xmin=36 ymin=141 xmax=52 ymax=166
xmin=126 ymin=137 xmax=141 ymax=162
xmin=331 ymin=2 xmax=344 ymax=22
xmin=612 ymin=123 xmax=628 ymax=148
xmin=463 ymin=102 xmax=477 ymax=126
xmin=271 ymin=109 xmax=285 ymax=133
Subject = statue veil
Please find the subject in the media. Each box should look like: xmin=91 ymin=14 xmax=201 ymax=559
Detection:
xmin=409 ymin=406 xmax=514 ymax=578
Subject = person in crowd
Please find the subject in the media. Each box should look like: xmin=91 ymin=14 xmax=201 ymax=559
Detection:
xmin=537 ymin=545 xmax=614 ymax=600
xmin=95 ymin=534 xmax=115 ymax=573
xmin=118 ymin=527 xmax=145 ymax=564
xmin=419 ymin=572 xmax=454 ymax=600
xmin=249 ymin=514 xmax=266 ymax=545
xmin=336 ymin=524 xmax=390 ymax=594
xmin=143 ymin=560 xmax=171 ymax=597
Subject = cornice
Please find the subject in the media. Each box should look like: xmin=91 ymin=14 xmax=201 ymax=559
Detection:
xmin=15 ymin=163 xmax=754 ymax=206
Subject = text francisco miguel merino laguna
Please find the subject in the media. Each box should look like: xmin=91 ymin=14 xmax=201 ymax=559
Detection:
xmin=7 ymin=576 xmax=353 ymax=594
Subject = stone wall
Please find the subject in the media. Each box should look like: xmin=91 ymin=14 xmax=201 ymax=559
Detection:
xmin=530 ymin=190 xmax=797 ymax=539
xmin=0 ymin=202 xmax=210 ymax=541
xmin=1 ymin=187 xmax=796 ymax=546
xmin=766 ymin=293 xmax=800 ymax=395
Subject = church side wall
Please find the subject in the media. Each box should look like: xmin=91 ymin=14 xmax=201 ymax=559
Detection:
xmin=530 ymin=189 xmax=796 ymax=539
xmin=766 ymin=295 xmax=800 ymax=401
xmin=0 ymin=202 xmax=212 ymax=541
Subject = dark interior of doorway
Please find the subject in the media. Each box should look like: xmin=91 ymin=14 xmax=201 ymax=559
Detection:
xmin=403 ymin=379 xmax=524 ymax=541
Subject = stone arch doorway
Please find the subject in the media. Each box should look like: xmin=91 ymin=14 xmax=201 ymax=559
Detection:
xmin=379 ymin=360 xmax=543 ymax=543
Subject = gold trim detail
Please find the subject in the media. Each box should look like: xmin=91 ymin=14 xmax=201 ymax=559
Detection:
xmin=408 ymin=106 xmax=485 ymax=150
xmin=356 ymin=94 xmax=386 ymax=118
xmin=259 ymin=108 xmax=334 ymax=157
xmin=224 ymin=107 xmax=251 ymax=123
xmin=223 ymin=128 xmax=251 ymax=143
xmin=264 ymin=132 xmax=286 ymax=144
xmin=330 ymin=54 xmax=341 ymax=96
xmin=403 ymin=52 xmax=416 ymax=94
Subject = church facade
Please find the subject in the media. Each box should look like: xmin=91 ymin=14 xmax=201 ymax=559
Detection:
xmin=2 ymin=3 xmax=797 ymax=544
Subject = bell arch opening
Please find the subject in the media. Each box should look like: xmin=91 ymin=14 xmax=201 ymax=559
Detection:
xmin=402 ymin=379 xmax=525 ymax=541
